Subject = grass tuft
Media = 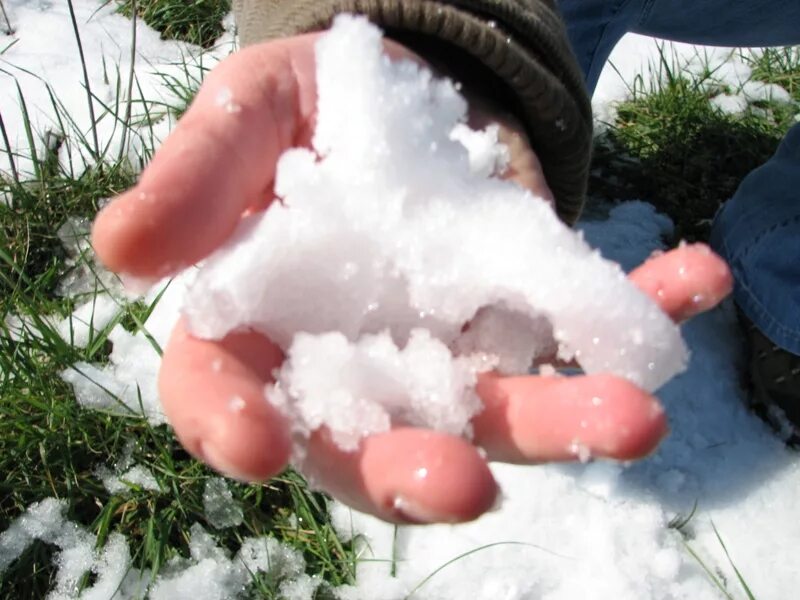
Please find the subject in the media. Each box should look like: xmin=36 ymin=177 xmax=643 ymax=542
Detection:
xmin=115 ymin=0 xmax=231 ymax=48
xmin=590 ymin=45 xmax=800 ymax=242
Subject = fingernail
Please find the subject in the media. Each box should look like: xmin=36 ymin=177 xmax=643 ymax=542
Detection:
xmin=199 ymin=441 xmax=258 ymax=482
xmin=390 ymin=496 xmax=440 ymax=525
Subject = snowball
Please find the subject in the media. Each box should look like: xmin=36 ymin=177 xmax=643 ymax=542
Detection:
xmin=183 ymin=17 xmax=687 ymax=452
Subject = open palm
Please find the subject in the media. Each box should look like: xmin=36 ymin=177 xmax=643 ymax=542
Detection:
xmin=92 ymin=33 xmax=732 ymax=524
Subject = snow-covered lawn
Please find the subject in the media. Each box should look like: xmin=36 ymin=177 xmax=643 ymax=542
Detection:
xmin=1 ymin=2 xmax=798 ymax=598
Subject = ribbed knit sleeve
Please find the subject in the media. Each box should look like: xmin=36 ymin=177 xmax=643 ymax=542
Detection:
xmin=233 ymin=0 xmax=592 ymax=224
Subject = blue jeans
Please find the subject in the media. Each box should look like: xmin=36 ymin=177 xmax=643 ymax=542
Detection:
xmin=558 ymin=0 xmax=800 ymax=354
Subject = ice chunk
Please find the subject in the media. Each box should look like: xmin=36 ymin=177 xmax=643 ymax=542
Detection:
xmin=203 ymin=478 xmax=244 ymax=529
xmin=183 ymin=16 xmax=687 ymax=454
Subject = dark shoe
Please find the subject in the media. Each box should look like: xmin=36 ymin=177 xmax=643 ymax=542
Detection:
xmin=739 ymin=310 xmax=800 ymax=445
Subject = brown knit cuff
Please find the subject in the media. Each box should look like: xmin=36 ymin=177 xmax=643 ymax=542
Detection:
xmin=234 ymin=0 xmax=592 ymax=224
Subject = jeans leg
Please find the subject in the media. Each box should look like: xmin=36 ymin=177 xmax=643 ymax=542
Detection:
xmin=636 ymin=0 xmax=800 ymax=47
xmin=559 ymin=0 xmax=800 ymax=92
xmin=709 ymin=124 xmax=800 ymax=355
xmin=557 ymin=0 xmax=800 ymax=353
xmin=558 ymin=0 xmax=645 ymax=93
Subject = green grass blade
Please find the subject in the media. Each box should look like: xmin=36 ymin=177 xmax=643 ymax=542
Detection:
xmin=711 ymin=521 xmax=758 ymax=600
xmin=0 ymin=109 xmax=20 ymax=185
xmin=14 ymin=79 xmax=41 ymax=181
xmin=406 ymin=541 xmax=567 ymax=599
xmin=67 ymin=0 xmax=101 ymax=162
xmin=682 ymin=540 xmax=736 ymax=600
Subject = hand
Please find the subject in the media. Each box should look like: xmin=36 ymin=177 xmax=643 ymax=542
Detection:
xmin=91 ymin=34 xmax=733 ymax=524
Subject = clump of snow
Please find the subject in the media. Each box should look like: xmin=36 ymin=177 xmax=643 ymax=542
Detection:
xmin=57 ymin=294 xmax=120 ymax=348
xmin=739 ymin=80 xmax=793 ymax=104
xmin=270 ymin=330 xmax=483 ymax=452
xmin=0 ymin=498 xmax=69 ymax=573
xmin=99 ymin=464 xmax=160 ymax=496
xmin=95 ymin=442 xmax=161 ymax=495
xmin=203 ymin=477 xmax=244 ymax=529
xmin=0 ymin=498 xmax=148 ymax=598
xmin=184 ymin=17 xmax=687 ymax=453
xmin=60 ymin=273 xmax=192 ymax=424
xmin=150 ymin=524 xmax=314 ymax=600
xmin=1 ymin=500 xmax=316 ymax=599
xmin=710 ymin=93 xmax=750 ymax=115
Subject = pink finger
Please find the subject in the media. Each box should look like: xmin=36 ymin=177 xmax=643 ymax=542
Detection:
xmin=303 ymin=428 xmax=498 ymax=524
xmin=473 ymin=373 xmax=668 ymax=464
xmin=92 ymin=35 xmax=322 ymax=278
xmin=630 ymin=243 xmax=733 ymax=322
xmin=159 ymin=319 xmax=291 ymax=481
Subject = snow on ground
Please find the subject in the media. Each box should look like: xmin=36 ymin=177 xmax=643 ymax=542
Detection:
xmin=594 ymin=33 xmax=796 ymax=123
xmin=0 ymin=498 xmax=316 ymax=600
xmin=0 ymin=0 xmax=235 ymax=177
xmin=331 ymin=202 xmax=800 ymax=599
xmin=1 ymin=4 xmax=799 ymax=599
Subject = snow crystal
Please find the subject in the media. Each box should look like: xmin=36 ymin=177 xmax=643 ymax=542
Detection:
xmin=203 ymin=477 xmax=244 ymax=529
xmin=184 ymin=17 xmax=687 ymax=454
xmin=269 ymin=330 xmax=482 ymax=452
